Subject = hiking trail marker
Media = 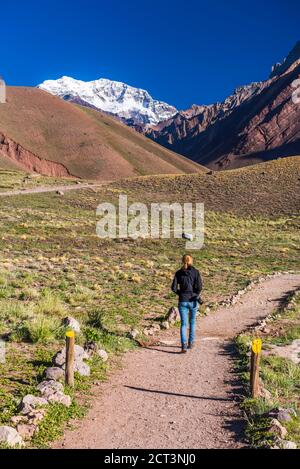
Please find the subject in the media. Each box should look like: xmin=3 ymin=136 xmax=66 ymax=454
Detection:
xmin=250 ymin=338 xmax=262 ymax=398
xmin=65 ymin=330 xmax=75 ymax=387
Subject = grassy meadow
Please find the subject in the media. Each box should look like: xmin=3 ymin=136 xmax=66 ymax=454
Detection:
xmin=0 ymin=159 xmax=299 ymax=446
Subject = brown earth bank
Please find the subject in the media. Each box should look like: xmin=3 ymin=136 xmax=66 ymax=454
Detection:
xmin=113 ymin=157 xmax=300 ymax=217
xmin=0 ymin=132 xmax=72 ymax=177
xmin=0 ymin=87 xmax=203 ymax=180
xmin=53 ymin=274 xmax=300 ymax=449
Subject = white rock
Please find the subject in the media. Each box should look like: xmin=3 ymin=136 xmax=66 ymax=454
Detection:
xmin=27 ymin=409 xmax=46 ymax=425
xmin=45 ymin=366 xmax=64 ymax=381
xmin=269 ymin=419 xmax=288 ymax=439
xmin=37 ymin=380 xmax=64 ymax=398
xmin=16 ymin=423 xmax=37 ymax=440
xmin=161 ymin=321 xmax=170 ymax=330
xmin=258 ymin=387 xmax=272 ymax=400
xmin=76 ymin=361 xmax=90 ymax=376
xmin=280 ymin=440 xmax=297 ymax=449
xmin=53 ymin=344 xmax=89 ymax=366
xmin=129 ymin=329 xmax=139 ymax=339
xmin=47 ymin=391 xmax=71 ymax=407
xmin=62 ymin=316 xmax=81 ymax=333
xmin=10 ymin=415 xmax=28 ymax=425
xmin=166 ymin=307 xmax=180 ymax=323
xmin=97 ymin=349 xmax=108 ymax=362
xmin=0 ymin=426 xmax=24 ymax=447
xmin=20 ymin=395 xmax=48 ymax=414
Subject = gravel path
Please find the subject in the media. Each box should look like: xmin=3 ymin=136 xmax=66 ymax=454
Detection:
xmin=0 ymin=183 xmax=104 ymax=197
xmin=54 ymin=273 xmax=300 ymax=449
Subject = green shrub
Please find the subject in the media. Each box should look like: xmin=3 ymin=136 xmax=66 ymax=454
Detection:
xmin=84 ymin=326 xmax=102 ymax=343
xmin=87 ymin=309 xmax=104 ymax=329
xmin=35 ymin=289 xmax=66 ymax=316
xmin=12 ymin=315 xmax=61 ymax=344
xmin=19 ymin=287 xmax=39 ymax=301
xmin=0 ymin=301 xmax=32 ymax=322
xmin=67 ymin=286 xmax=95 ymax=306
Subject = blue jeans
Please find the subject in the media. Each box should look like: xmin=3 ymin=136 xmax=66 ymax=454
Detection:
xmin=179 ymin=301 xmax=198 ymax=347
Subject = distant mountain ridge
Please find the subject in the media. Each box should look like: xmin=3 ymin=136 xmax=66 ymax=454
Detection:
xmin=270 ymin=41 xmax=300 ymax=78
xmin=37 ymin=42 xmax=300 ymax=170
xmin=145 ymin=41 xmax=300 ymax=169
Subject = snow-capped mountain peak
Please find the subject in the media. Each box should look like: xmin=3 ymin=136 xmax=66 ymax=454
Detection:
xmin=38 ymin=76 xmax=177 ymax=125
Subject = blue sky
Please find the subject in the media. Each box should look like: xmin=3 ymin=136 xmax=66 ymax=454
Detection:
xmin=1 ymin=0 xmax=300 ymax=109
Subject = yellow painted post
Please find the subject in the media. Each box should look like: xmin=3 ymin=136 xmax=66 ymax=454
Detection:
xmin=250 ymin=338 xmax=262 ymax=398
xmin=65 ymin=330 xmax=75 ymax=387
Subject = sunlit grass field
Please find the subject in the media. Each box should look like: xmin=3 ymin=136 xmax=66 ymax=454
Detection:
xmin=0 ymin=162 xmax=299 ymax=445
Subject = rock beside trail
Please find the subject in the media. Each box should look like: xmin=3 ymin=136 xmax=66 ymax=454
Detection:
xmin=47 ymin=391 xmax=72 ymax=407
xmin=0 ymin=426 xmax=24 ymax=447
xmin=268 ymin=419 xmax=288 ymax=439
xmin=16 ymin=423 xmax=38 ymax=440
xmin=53 ymin=344 xmax=90 ymax=376
xmin=62 ymin=316 xmax=81 ymax=333
xmin=37 ymin=380 xmax=64 ymax=397
xmin=10 ymin=415 xmax=27 ymax=425
xmin=84 ymin=341 xmax=98 ymax=357
xmin=53 ymin=345 xmax=89 ymax=366
xmin=37 ymin=380 xmax=71 ymax=406
xmin=258 ymin=387 xmax=272 ymax=400
xmin=268 ymin=407 xmax=297 ymax=423
xmin=265 ymin=339 xmax=300 ymax=364
xmin=19 ymin=395 xmax=48 ymax=414
xmin=280 ymin=440 xmax=297 ymax=449
xmin=143 ymin=325 xmax=160 ymax=336
xmin=27 ymin=409 xmax=47 ymax=425
xmin=129 ymin=329 xmax=139 ymax=339
xmin=166 ymin=307 xmax=180 ymax=324
xmin=45 ymin=366 xmax=64 ymax=381
xmin=161 ymin=321 xmax=170 ymax=330
xmin=97 ymin=349 xmax=108 ymax=362
xmin=76 ymin=361 xmax=91 ymax=376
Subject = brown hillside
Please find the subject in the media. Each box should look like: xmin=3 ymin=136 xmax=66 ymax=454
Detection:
xmin=0 ymin=87 xmax=203 ymax=180
xmin=146 ymin=57 xmax=300 ymax=171
xmin=113 ymin=156 xmax=300 ymax=216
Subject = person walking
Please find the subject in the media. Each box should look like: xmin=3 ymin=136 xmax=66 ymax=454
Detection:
xmin=171 ymin=254 xmax=202 ymax=353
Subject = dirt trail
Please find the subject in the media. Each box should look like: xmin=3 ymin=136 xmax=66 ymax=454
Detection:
xmin=54 ymin=273 xmax=300 ymax=449
xmin=0 ymin=182 xmax=105 ymax=197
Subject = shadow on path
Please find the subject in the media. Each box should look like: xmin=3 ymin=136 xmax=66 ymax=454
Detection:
xmin=124 ymin=385 xmax=232 ymax=402
xmin=219 ymin=340 xmax=247 ymax=446
xmin=143 ymin=346 xmax=181 ymax=354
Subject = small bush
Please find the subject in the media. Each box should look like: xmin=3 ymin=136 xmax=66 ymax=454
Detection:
xmin=84 ymin=326 xmax=102 ymax=343
xmin=67 ymin=286 xmax=95 ymax=306
xmin=35 ymin=289 xmax=66 ymax=316
xmin=87 ymin=309 xmax=105 ymax=329
xmin=19 ymin=287 xmax=39 ymax=301
xmin=0 ymin=301 xmax=32 ymax=322
xmin=27 ymin=315 xmax=60 ymax=343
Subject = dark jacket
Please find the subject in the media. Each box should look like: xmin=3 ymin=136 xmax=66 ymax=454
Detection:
xmin=171 ymin=266 xmax=202 ymax=302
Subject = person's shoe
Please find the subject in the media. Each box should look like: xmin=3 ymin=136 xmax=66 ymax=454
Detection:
xmin=188 ymin=342 xmax=194 ymax=350
xmin=181 ymin=344 xmax=188 ymax=353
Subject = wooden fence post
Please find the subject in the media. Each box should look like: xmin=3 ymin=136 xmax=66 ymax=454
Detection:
xmin=250 ymin=338 xmax=262 ymax=398
xmin=65 ymin=330 xmax=75 ymax=387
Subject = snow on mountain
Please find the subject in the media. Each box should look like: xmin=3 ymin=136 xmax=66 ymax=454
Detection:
xmin=38 ymin=76 xmax=177 ymax=125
